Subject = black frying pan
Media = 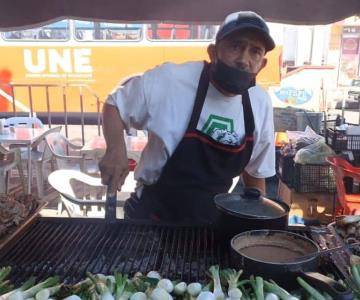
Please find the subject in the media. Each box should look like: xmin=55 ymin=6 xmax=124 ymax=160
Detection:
xmin=230 ymin=230 xmax=353 ymax=300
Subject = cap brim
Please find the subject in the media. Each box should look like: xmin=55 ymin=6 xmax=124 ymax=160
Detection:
xmin=217 ymin=25 xmax=275 ymax=52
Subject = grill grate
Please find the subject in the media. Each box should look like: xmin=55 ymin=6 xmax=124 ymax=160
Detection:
xmin=0 ymin=218 xmax=229 ymax=285
xmin=0 ymin=218 xmax=354 ymax=289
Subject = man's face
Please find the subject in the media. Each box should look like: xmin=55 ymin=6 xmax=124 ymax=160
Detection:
xmin=209 ymin=30 xmax=268 ymax=75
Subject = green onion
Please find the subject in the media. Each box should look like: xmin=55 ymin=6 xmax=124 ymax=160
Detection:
xmin=296 ymin=277 xmax=326 ymax=300
xmin=8 ymin=277 xmax=59 ymax=300
xmin=209 ymin=265 xmax=224 ymax=300
xmin=0 ymin=267 xmax=11 ymax=283
xmin=263 ymin=280 xmax=292 ymax=300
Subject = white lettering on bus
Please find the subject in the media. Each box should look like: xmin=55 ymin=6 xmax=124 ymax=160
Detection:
xmin=49 ymin=49 xmax=72 ymax=73
xmin=74 ymin=49 xmax=92 ymax=73
xmin=24 ymin=49 xmax=46 ymax=73
xmin=24 ymin=48 xmax=93 ymax=74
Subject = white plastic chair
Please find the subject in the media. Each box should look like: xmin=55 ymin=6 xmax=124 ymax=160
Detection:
xmin=5 ymin=116 xmax=43 ymax=128
xmin=0 ymin=145 xmax=26 ymax=193
xmin=45 ymin=132 xmax=99 ymax=174
xmin=48 ymin=169 xmax=107 ymax=217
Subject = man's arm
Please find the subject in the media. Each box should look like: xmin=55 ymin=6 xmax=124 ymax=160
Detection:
xmin=241 ymin=170 xmax=266 ymax=195
xmin=99 ymin=103 xmax=129 ymax=193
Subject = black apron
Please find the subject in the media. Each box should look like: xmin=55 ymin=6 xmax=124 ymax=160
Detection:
xmin=124 ymin=62 xmax=255 ymax=224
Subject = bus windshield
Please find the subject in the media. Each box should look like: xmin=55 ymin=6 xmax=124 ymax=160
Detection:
xmin=146 ymin=23 xmax=218 ymax=40
xmin=2 ymin=20 xmax=69 ymax=41
xmin=74 ymin=21 xmax=142 ymax=41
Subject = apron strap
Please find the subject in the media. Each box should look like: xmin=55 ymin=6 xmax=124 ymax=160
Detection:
xmin=241 ymin=90 xmax=255 ymax=136
xmin=187 ymin=61 xmax=210 ymax=131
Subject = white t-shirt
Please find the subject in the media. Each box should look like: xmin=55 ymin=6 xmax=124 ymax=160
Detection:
xmin=107 ymin=61 xmax=275 ymax=190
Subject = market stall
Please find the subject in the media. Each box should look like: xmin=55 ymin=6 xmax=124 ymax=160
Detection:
xmin=0 ymin=0 xmax=360 ymax=299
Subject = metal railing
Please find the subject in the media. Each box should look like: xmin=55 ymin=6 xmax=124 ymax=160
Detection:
xmin=0 ymin=83 xmax=103 ymax=145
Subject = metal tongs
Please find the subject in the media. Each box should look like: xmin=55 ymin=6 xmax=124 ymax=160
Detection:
xmin=105 ymin=179 xmax=117 ymax=223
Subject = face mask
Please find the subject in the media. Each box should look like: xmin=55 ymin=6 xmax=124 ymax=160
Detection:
xmin=210 ymin=60 xmax=256 ymax=95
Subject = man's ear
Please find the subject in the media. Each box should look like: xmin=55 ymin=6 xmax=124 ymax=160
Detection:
xmin=207 ymin=44 xmax=216 ymax=63
xmin=257 ymin=57 xmax=268 ymax=74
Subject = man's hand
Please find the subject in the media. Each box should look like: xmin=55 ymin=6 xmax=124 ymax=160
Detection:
xmin=99 ymin=147 xmax=129 ymax=194
xmin=100 ymin=103 xmax=129 ymax=194
xmin=241 ymin=171 xmax=266 ymax=195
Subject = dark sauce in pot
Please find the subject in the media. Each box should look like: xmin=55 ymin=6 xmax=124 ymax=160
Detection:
xmin=238 ymin=244 xmax=307 ymax=263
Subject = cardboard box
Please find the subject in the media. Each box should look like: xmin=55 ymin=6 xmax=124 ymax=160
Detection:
xmin=278 ymin=179 xmax=337 ymax=224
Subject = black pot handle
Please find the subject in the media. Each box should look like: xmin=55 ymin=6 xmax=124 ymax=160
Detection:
xmin=243 ymin=187 xmax=261 ymax=199
xmin=298 ymin=271 xmax=353 ymax=300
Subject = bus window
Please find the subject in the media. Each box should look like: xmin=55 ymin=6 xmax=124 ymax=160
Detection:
xmin=147 ymin=23 xmax=218 ymax=41
xmin=2 ymin=20 xmax=69 ymax=41
xmin=74 ymin=21 xmax=142 ymax=41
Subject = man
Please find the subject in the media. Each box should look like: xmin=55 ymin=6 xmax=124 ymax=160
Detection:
xmin=100 ymin=11 xmax=276 ymax=224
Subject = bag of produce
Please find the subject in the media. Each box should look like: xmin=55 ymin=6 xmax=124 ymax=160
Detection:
xmin=294 ymin=140 xmax=335 ymax=165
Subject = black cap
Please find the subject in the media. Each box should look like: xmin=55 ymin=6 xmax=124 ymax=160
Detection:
xmin=216 ymin=11 xmax=275 ymax=52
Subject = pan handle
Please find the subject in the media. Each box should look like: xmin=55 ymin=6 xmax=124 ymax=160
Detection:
xmin=298 ymin=271 xmax=353 ymax=300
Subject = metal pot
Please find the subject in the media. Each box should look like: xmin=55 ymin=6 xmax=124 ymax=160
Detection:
xmin=230 ymin=230 xmax=353 ymax=299
xmin=214 ymin=187 xmax=289 ymax=243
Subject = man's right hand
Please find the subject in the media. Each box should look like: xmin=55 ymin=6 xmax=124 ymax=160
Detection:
xmin=100 ymin=103 xmax=129 ymax=194
xmin=99 ymin=147 xmax=129 ymax=194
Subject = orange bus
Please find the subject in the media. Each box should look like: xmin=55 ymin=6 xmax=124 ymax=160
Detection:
xmin=0 ymin=20 xmax=282 ymax=113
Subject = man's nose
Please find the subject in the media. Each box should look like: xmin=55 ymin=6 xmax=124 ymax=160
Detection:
xmin=234 ymin=49 xmax=250 ymax=69
xmin=235 ymin=61 xmax=249 ymax=70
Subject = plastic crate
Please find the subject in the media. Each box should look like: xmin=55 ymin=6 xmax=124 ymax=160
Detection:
xmin=326 ymin=128 xmax=360 ymax=151
xmin=277 ymin=154 xmax=295 ymax=187
xmin=293 ymin=163 xmax=336 ymax=193
xmin=321 ymin=117 xmax=344 ymax=134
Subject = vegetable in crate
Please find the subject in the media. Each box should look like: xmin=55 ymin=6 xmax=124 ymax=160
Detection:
xmin=280 ymin=143 xmax=295 ymax=157
xmin=294 ymin=141 xmax=334 ymax=165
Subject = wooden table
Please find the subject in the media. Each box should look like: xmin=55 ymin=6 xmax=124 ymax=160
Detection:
xmin=0 ymin=127 xmax=48 ymax=194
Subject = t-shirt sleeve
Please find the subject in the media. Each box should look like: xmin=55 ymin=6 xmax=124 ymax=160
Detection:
xmin=106 ymin=73 xmax=152 ymax=131
xmin=244 ymin=92 xmax=276 ymax=178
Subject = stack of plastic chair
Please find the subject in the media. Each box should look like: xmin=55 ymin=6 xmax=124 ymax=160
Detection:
xmin=5 ymin=117 xmax=61 ymax=198
xmin=45 ymin=132 xmax=99 ymax=174
xmin=21 ymin=126 xmax=62 ymax=198
xmin=327 ymin=156 xmax=360 ymax=215
xmin=0 ymin=145 xmax=26 ymax=194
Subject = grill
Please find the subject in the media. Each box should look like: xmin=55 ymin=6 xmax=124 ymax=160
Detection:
xmin=0 ymin=217 xmax=229 ymax=285
xmin=0 ymin=217 xmax=355 ymax=290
